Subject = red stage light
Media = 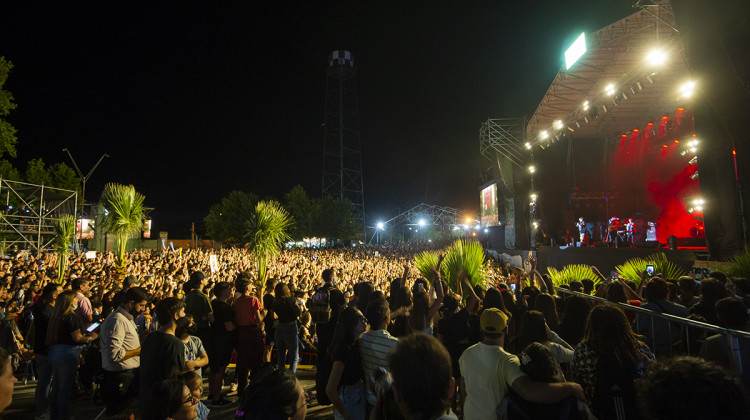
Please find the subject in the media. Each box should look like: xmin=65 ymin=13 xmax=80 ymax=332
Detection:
xmin=674 ymin=140 xmax=679 ymax=143
xmin=662 ymin=145 xmax=668 ymax=148
xmin=621 ymin=134 xmax=627 ymax=138
xmin=647 ymin=122 xmax=654 ymax=126
xmin=733 ymin=150 xmax=737 ymax=156
xmin=677 ymin=108 xmax=684 ymax=111
xmin=633 ymin=129 xmax=639 ymax=133
xmin=662 ymin=116 xmax=668 ymax=120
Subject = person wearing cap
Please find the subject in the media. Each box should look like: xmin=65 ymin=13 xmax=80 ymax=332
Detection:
xmin=458 ymin=308 xmax=584 ymax=420
xmin=111 ymin=275 xmax=141 ymax=310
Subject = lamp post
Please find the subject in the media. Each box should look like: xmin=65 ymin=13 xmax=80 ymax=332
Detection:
xmin=63 ymin=149 xmax=109 ymax=250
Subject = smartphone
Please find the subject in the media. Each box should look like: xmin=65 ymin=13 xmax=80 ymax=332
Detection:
xmin=693 ymin=267 xmax=703 ymax=281
xmin=86 ymin=322 xmax=100 ymax=333
xmin=645 ymin=265 xmax=655 ymax=277
xmin=510 ymin=283 xmax=517 ymax=292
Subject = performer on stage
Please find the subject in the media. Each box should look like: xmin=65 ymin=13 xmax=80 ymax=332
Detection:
xmin=626 ymin=218 xmax=636 ymax=246
xmin=607 ymin=216 xmax=620 ymax=243
xmin=575 ymin=217 xmax=587 ymax=246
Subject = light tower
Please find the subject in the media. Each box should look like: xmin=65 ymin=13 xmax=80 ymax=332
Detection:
xmin=322 ymin=50 xmax=365 ymax=239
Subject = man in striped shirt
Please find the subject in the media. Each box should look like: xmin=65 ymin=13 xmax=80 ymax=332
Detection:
xmin=359 ymin=297 xmax=398 ymax=411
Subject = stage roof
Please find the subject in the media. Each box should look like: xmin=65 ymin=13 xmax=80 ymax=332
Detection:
xmin=526 ymin=0 xmax=692 ymax=145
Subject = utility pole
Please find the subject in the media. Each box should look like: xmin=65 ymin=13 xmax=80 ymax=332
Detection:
xmin=63 ymin=149 xmax=109 ymax=250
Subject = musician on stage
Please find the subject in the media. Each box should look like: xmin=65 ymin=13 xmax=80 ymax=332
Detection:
xmin=626 ymin=218 xmax=636 ymax=246
xmin=607 ymin=216 xmax=620 ymax=243
xmin=575 ymin=217 xmax=587 ymax=246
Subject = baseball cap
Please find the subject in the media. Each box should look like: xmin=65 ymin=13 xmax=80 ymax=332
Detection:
xmin=480 ymin=308 xmax=508 ymax=333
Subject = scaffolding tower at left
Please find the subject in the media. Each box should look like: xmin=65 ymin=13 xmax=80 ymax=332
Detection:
xmin=322 ymin=50 xmax=366 ymax=239
xmin=0 ymin=179 xmax=78 ymax=253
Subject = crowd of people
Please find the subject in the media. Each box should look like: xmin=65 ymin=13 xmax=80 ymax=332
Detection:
xmin=0 ymin=243 xmax=748 ymax=419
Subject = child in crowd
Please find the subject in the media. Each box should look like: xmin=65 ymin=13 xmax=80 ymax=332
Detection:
xmin=181 ymin=370 xmax=210 ymax=420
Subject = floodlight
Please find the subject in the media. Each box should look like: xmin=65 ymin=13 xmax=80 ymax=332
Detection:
xmin=530 ymin=193 xmax=538 ymax=201
xmin=528 ymin=165 xmax=536 ymax=173
xmin=532 ymin=221 xmax=539 ymax=229
xmin=565 ymin=33 xmax=587 ymax=70
xmin=680 ymin=81 xmax=696 ymax=98
xmin=689 ymin=156 xmax=698 ymax=165
xmin=582 ymin=100 xmax=589 ymax=111
xmin=540 ymin=130 xmax=549 ymax=140
xmin=691 ymin=171 xmax=699 ymax=180
xmin=693 ymin=198 xmax=704 ymax=206
xmin=418 ymin=219 xmax=426 ymax=227
xmin=646 ymin=49 xmax=667 ymax=66
xmin=525 ymin=142 xmax=532 ymax=150
xmin=553 ymin=120 xmax=563 ymax=130
xmin=465 ymin=217 xmax=471 ymax=223
xmin=484 ymin=228 xmax=489 ymax=233
xmin=605 ymin=84 xmax=616 ymax=96
xmin=376 ymin=222 xmax=384 ymax=230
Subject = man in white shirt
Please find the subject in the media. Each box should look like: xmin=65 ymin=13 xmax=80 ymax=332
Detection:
xmin=359 ymin=298 xmax=398 ymax=411
xmin=99 ymin=287 xmax=148 ymax=417
xmin=459 ymin=308 xmax=584 ymax=420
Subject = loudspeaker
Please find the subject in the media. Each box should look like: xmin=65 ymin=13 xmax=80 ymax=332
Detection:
xmin=668 ymin=235 xmax=677 ymax=250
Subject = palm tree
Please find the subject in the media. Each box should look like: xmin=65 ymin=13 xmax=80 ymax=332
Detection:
xmin=52 ymin=214 xmax=76 ymax=284
xmin=245 ymin=200 xmax=293 ymax=297
xmin=99 ymin=183 xmax=146 ymax=272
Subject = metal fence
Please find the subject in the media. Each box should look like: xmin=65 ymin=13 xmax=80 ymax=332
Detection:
xmin=554 ymin=287 xmax=750 ymax=380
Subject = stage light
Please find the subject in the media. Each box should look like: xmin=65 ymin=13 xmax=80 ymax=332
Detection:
xmin=532 ymin=221 xmax=539 ymax=229
xmin=376 ymin=222 xmax=384 ymax=230
xmin=484 ymin=228 xmax=489 ymax=233
xmin=637 ymin=81 xmax=643 ymax=91
xmin=553 ymin=120 xmax=563 ymax=130
xmin=680 ymin=81 xmax=696 ymax=98
xmin=601 ymin=105 xmax=608 ymax=113
xmin=525 ymin=142 xmax=532 ymax=149
xmin=567 ymin=126 xmax=574 ymax=132
xmin=688 ymin=140 xmax=698 ymax=147
xmin=690 ymin=147 xmax=697 ymax=153
xmin=530 ymin=193 xmax=538 ymax=202
xmin=418 ymin=219 xmax=426 ymax=227
xmin=582 ymin=100 xmax=589 ymax=111
xmin=540 ymin=130 xmax=549 ymax=140
xmin=691 ymin=171 xmax=699 ymax=180
xmin=689 ymin=156 xmax=698 ymax=165
xmin=528 ymin=165 xmax=536 ymax=173
xmin=646 ymin=49 xmax=667 ymax=66
xmin=693 ymin=198 xmax=704 ymax=206
xmin=575 ymin=122 xmax=581 ymax=128
xmin=605 ymin=84 xmax=616 ymax=96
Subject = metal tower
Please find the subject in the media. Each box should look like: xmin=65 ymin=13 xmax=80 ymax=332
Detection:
xmin=322 ymin=50 xmax=365 ymax=239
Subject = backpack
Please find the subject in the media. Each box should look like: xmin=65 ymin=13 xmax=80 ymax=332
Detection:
xmin=592 ymin=355 xmax=641 ymax=420
xmin=309 ymin=287 xmax=331 ymax=324
xmin=315 ymin=355 xmax=333 ymax=405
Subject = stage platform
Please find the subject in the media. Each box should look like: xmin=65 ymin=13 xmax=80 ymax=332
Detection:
xmin=490 ymin=246 xmax=700 ymax=277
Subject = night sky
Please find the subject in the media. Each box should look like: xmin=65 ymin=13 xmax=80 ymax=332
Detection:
xmin=0 ymin=1 xmax=634 ymax=237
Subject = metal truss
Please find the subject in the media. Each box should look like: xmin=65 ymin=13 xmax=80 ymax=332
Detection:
xmin=526 ymin=0 xmax=686 ymax=143
xmin=383 ymin=203 xmax=477 ymax=229
xmin=479 ymin=118 xmax=528 ymax=169
xmin=0 ymin=179 xmax=77 ymax=253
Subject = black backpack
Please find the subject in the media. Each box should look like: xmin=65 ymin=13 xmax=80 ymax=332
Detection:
xmin=592 ymin=355 xmax=641 ymax=420
xmin=309 ymin=287 xmax=331 ymax=324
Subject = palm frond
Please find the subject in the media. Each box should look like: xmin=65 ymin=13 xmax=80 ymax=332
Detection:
xmin=245 ymin=200 xmax=293 ymax=296
xmin=547 ymin=264 xmax=597 ymax=287
xmin=649 ymin=252 xmax=688 ymax=280
xmin=442 ymin=239 xmax=487 ymax=294
xmin=615 ymin=257 xmax=650 ymax=286
xmin=726 ymin=248 xmax=750 ymax=278
xmin=414 ymin=251 xmax=439 ymax=281
xmin=615 ymin=253 xmax=687 ymax=286
xmin=99 ymin=183 xmax=147 ymax=269
xmin=52 ymin=214 xmax=76 ymax=284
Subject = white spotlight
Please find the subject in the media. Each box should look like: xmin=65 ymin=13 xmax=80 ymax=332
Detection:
xmin=646 ymin=49 xmax=667 ymax=66
xmin=553 ymin=120 xmax=563 ymax=130
xmin=582 ymin=100 xmax=589 ymax=111
xmin=376 ymin=222 xmax=384 ymax=230
xmin=680 ymin=81 xmax=696 ymax=98
xmin=605 ymin=84 xmax=616 ymax=96
xmin=525 ymin=142 xmax=532 ymax=150
xmin=418 ymin=219 xmax=426 ymax=227
xmin=540 ymin=130 xmax=549 ymax=140
xmin=528 ymin=165 xmax=536 ymax=174
xmin=689 ymin=156 xmax=698 ymax=165
xmin=530 ymin=193 xmax=538 ymax=201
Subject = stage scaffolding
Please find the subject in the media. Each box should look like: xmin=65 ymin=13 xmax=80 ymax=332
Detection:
xmin=384 ymin=203 xmax=475 ymax=228
xmin=0 ymin=179 xmax=77 ymax=253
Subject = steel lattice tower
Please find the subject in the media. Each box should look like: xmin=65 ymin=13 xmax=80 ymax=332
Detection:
xmin=322 ymin=50 xmax=365 ymax=239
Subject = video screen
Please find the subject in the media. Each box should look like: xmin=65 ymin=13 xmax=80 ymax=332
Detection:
xmin=480 ymin=183 xmax=498 ymax=227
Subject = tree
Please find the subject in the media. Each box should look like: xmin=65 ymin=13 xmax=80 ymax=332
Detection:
xmin=25 ymin=158 xmax=51 ymax=186
xmin=52 ymin=215 xmax=76 ymax=284
xmin=48 ymin=162 xmax=80 ymax=191
xmin=99 ymin=183 xmax=147 ymax=272
xmin=204 ymin=190 xmax=259 ymax=243
xmin=316 ymin=195 xmax=357 ymax=240
xmin=283 ymin=185 xmax=317 ymax=239
xmin=0 ymin=159 xmax=20 ymax=181
xmin=245 ymin=201 xmax=293 ymax=297
xmin=0 ymin=57 xmax=18 ymax=159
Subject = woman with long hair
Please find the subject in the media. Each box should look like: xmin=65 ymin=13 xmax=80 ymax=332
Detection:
xmin=556 ymin=296 xmax=592 ymax=348
xmin=236 ymin=367 xmax=307 ymax=420
xmin=32 ymin=283 xmax=61 ymax=419
xmin=507 ymin=310 xmax=574 ymax=365
xmin=325 ymin=306 xmax=367 ymax=420
xmin=534 ymin=293 xmax=560 ymax=331
xmin=571 ymin=304 xmax=654 ymax=419
xmin=274 ymin=283 xmax=301 ymax=373
xmin=46 ymin=289 xmax=99 ymax=420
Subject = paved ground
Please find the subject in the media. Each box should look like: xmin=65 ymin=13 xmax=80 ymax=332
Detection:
xmin=4 ymin=365 xmax=334 ymax=419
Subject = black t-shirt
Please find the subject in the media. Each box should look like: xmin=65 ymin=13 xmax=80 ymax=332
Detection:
xmin=139 ymin=331 xmax=186 ymax=410
xmin=56 ymin=313 xmax=84 ymax=346
xmin=33 ymin=303 xmax=54 ymax=355
xmin=211 ymin=300 xmax=234 ymax=336
xmin=333 ymin=343 xmax=364 ymax=386
xmin=275 ymin=297 xmax=300 ymax=323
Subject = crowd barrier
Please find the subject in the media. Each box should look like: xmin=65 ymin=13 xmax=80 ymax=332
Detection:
xmin=554 ymin=287 xmax=750 ymax=380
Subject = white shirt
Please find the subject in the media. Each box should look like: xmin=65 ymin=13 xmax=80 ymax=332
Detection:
xmin=459 ymin=343 xmax=526 ymax=420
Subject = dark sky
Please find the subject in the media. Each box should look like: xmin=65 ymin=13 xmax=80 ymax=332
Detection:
xmin=0 ymin=1 xmax=633 ymax=237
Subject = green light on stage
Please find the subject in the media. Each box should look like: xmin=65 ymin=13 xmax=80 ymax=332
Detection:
xmin=565 ymin=32 xmax=587 ymax=70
